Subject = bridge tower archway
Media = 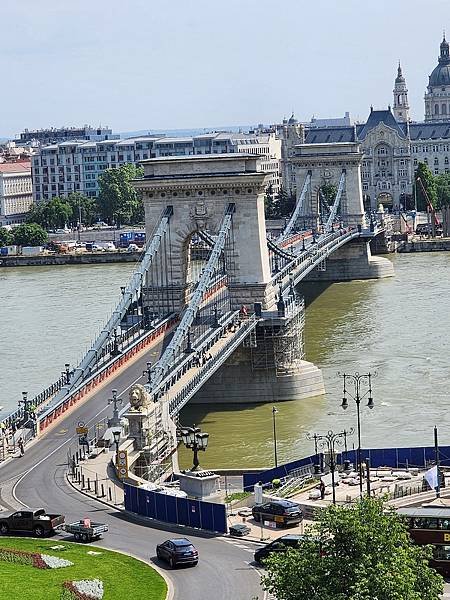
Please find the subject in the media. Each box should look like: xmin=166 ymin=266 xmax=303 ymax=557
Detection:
xmin=133 ymin=155 xmax=276 ymax=311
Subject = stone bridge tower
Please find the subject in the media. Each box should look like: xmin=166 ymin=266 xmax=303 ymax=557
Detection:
xmin=134 ymin=154 xmax=276 ymax=311
xmin=292 ymin=141 xmax=365 ymax=227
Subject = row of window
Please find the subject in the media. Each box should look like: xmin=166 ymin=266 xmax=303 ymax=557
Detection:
xmin=412 ymin=144 xmax=450 ymax=153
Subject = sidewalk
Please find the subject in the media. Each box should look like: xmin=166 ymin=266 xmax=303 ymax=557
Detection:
xmin=69 ymin=447 xmax=124 ymax=509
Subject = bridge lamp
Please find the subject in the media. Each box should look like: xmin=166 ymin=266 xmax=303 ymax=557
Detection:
xmin=367 ymin=396 xmax=374 ymax=410
xmin=197 ymin=432 xmax=209 ymax=450
xmin=341 ymin=396 xmax=349 ymax=410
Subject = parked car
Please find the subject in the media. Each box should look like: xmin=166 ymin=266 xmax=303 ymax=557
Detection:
xmin=156 ymin=538 xmax=198 ymax=568
xmin=103 ymin=242 xmax=116 ymax=252
xmin=0 ymin=509 xmax=65 ymax=537
xmin=254 ymin=534 xmax=320 ymax=564
xmin=252 ymin=500 xmax=303 ymax=527
xmin=127 ymin=243 xmax=140 ymax=252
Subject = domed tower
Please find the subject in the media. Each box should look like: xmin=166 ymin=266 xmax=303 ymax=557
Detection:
xmin=425 ymin=34 xmax=450 ymax=122
xmin=393 ymin=62 xmax=410 ymax=122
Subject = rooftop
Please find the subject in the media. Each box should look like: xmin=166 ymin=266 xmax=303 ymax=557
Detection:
xmin=0 ymin=161 xmax=31 ymax=174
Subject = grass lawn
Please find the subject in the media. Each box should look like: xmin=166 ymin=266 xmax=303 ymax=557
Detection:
xmin=0 ymin=537 xmax=167 ymax=600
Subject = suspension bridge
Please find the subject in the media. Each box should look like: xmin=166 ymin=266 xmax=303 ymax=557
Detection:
xmin=2 ymin=143 xmax=394 ymax=475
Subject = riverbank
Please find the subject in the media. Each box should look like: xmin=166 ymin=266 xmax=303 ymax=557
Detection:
xmin=0 ymin=251 xmax=141 ymax=267
xmin=398 ymin=236 xmax=450 ymax=252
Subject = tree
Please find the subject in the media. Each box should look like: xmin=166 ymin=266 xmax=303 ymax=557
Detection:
xmin=0 ymin=227 xmax=13 ymax=247
xmin=320 ymin=183 xmax=338 ymax=207
xmin=277 ymin=187 xmax=296 ymax=218
xmin=13 ymin=223 xmax=48 ymax=247
xmin=414 ymin=162 xmax=437 ymax=211
xmin=435 ymin=173 xmax=450 ymax=209
xmin=261 ymin=496 xmax=443 ymax=600
xmin=97 ymin=164 xmax=144 ymax=227
xmin=26 ymin=197 xmax=72 ymax=230
xmin=66 ymin=192 xmax=99 ymax=227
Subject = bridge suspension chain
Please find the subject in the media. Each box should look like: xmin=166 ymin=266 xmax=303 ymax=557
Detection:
xmin=52 ymin=206 xmax=174 ymax=401
xmin=278 ymin=172 xmax=311 ymax=243
xmin=150 ymin=203 xmax=236 ymax=390
xmin=324 ymin=170 xmax=345 ymax=233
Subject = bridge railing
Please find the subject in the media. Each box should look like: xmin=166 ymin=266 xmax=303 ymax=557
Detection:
xmin=272 ymin=228 xmax=359 ymax=287
xmin=168 ymin=313 xmax=259 ymax=416
xmin=36 ymin=313 xmax=179 ymax=432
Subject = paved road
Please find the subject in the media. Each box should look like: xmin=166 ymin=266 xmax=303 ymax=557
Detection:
xmin=0 ymin=342 xmax=265 ymax=600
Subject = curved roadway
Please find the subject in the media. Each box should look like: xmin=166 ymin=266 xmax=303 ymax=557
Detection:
xmin=0 ymin=345 xmax=264 ymax=600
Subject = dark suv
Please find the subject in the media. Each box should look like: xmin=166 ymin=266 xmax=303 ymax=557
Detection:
xmin=254 ymin=534 xmax=307 ymax=563
xmin=252 ymin=500 xmax=302 ymax=527
xmin=156 ymin=538 xmax=198 ymax=568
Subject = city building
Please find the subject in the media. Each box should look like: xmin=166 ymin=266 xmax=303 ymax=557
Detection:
xmin=0 ymin=161 xmax=33 ymax=227
xmin=16 ymin=125 xmax=118 ymax=146
xmin=280 ymin=35 xmax=450 ymax=211
xmin=32 ymin=132 xmax=281 ymax=201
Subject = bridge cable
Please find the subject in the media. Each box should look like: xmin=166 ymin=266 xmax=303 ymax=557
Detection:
xmin=278 ymin=172 xmax=311 ymax=243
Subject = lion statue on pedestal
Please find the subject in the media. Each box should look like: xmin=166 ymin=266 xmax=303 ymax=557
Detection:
xmin=128 ymin=384 xmax=152 ymax=412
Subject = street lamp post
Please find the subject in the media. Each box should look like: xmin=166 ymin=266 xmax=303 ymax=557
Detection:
xmin=272 ymin=406 xmax=278 ymax=468
xmin=62 ymin=363 xmax=71 ymax=385
xmin=338 ymin=371 xmax=375 ymax=498
xmin=19 ymin=391 xmax=30 ymax=423
xmin=108 ymin=389 xmax=123 ymax=427
xmin=307 ymin=429 xmax=353 ymax=505
xmin=180 ymin=425 xmax=209 ymax=471
xmin=143 ymin=361 xmax=152 ymax=384
xmin=111 ymin=329 xmax=121 ymax=357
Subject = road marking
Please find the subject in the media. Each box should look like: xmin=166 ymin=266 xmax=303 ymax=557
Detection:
xmin=11 ymin=376 xmax=142 ymax=508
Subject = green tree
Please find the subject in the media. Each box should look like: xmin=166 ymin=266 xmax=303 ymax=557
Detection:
xmin=320 ymin=183 xmax=338 ymax=207
xmin=435 ymin=172 xmax=450 ymax=209
xmin=97 ymin=164 xmax=144 ymax=227
xmin=26 ymin=197 xmax=72 ymax=230
xmin=277 ymin=187 xmax=296 ymax=217
xmin=13 ymin=223 xmax=48 ymax=246
xmin=66 ymin=192 xmax=99 ymax=227
xmin=261 ymin=496 xmax=443 ymax=600
xmin=414 ymin=162 xmax=438 ymax=211
xmin=0 ymin=227 xmax=13 ymax=247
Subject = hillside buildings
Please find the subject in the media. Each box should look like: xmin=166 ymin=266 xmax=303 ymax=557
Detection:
xmin=0 ymin=161 xmax=33 ymax=227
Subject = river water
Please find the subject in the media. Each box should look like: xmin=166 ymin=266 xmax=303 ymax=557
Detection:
xmin=1 ymin=254 xmax=449 ymax=469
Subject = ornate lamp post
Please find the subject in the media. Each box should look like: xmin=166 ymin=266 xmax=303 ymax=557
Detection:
xmin=61 ymin=363 xmax=71 ymax=385
xmin=19 ymin=391 xmax=30 ymax=423
xmin=307 ymin=428 xmax=353 ymax=504
xmin=108 ymin=389 xmax=123 ymax=427
xmin=338 ymin=371 xmax=375 ymax=498
xmin=180 ymin=425 xmax=209 ymax=471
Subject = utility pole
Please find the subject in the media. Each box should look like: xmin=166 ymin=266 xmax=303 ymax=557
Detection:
xmin=435 ymin=426 xmax=441 ymax=498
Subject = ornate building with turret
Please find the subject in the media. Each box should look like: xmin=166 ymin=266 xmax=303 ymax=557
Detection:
xmin=279 ymin=35 xmax=450 ymax=212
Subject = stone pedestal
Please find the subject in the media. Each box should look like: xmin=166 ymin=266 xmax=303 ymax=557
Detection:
xmin=178 ymin=471 xmax=220 ymax=500
xmin=125 ymin=410 xmax=153 ymax=450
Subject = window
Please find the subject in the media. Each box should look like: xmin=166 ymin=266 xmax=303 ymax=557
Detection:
xmin=443 ymin=104 xmax=447 ymax=115
xmin=435 ymin=168 xmax=439 ymax=174
xmin=445 ymin=157 xmax=449 ymax=165
xmin=362 ymin=183 xmax=368 ymax=191
xmin=435 ymin=104 xmax=440 ymax=115
xmin=434 ymin=157 xmax=439 ymax=165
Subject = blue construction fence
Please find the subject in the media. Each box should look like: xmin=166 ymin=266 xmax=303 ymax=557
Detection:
xmin=124 ymin=483 xmax=227 ymax=534
xmin=243 ymin=444 xmax=450 ymax=490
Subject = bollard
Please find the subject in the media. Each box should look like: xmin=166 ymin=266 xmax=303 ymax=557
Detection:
xmin=108 ymin=487 xmax=112 ymax=502
xmin=101 ymin=484 xmax=105 ymax=498
xmin=82 ymin=474 xmax=85 ymax=489
xmin=87 ymin=478 xmax=91 ymax=491
xmin=94 ymin=480 xmax=98 ymax=496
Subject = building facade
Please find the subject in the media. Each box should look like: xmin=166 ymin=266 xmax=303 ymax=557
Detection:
xmin=280 ymin=35 xmax=450 ymax=211
xmin=32 ymin=132 xmax=281 ymax=201
xmin=0 ymin=161 xmax=33 ymax=226
xmin=16 ymin=126 xmax=117 ymax=146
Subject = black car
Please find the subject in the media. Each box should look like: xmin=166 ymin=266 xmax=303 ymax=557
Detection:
xmin=156 ymin=538 xmax=198 ymax=568
xmin=254 ymin=534 xmax=307 ymax=563
xmin=252 ymin=500 xmax=303 ymax=527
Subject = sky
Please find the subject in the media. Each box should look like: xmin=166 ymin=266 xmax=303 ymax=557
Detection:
xmin=1 ymin=0 xmax=450 ymax=137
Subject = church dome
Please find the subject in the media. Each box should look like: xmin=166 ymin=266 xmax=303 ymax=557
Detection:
xmin=429 ymin=35 xmax=450 ymax=87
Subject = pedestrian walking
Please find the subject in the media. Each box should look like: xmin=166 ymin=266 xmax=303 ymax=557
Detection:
xmin=319 ymin=479 xmax=326 ymax=500
xmin=18 ymin=437 xmax=24 ymax=457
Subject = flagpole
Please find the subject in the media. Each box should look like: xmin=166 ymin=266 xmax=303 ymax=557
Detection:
xmin=435 ymin=426 xmax=441 ymax=498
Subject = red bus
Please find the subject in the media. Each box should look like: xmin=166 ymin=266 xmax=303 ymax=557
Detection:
xmin=397 ymin=506 xmax=450 ymax=576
